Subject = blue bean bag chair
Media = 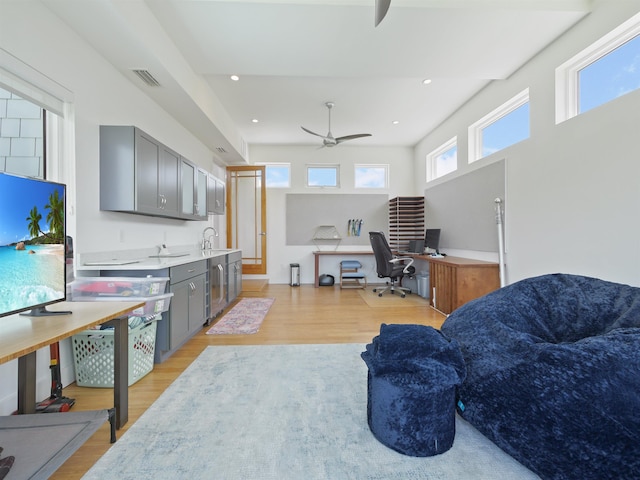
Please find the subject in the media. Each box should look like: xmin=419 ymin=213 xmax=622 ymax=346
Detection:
xmin=361 ymin=324 xmax=466 ymax=457
xmin=440 ymin=273 xmax=640 ymax=480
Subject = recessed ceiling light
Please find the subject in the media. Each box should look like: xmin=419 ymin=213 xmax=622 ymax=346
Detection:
xmin=230 ymin=75 xmax=240 ymax=81
xmin=392 ymin=120 xmax=400 ymax=125
xmin=252 ymin=118 xmax=259 ymax=123
xmin=422 ymin=78 xmax=432 ymax=85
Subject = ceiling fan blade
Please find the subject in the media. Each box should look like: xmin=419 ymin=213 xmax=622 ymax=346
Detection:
xmin=335 ymin=133 xmax=372 ymax=144
xmin=375 ymin=0 xmax=391 ymax=27
xmin=301 ymin=126 xmax=327 ymax=139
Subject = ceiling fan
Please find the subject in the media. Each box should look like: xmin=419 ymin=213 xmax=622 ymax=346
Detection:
xmin=375 ymin=0 xmax=391 ymax=27
xmin=301 ymin=102 xmax=372 ymax=148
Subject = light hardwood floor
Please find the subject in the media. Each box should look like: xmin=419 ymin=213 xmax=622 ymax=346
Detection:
xmin=52 ymin=283 xmax=445 ymax=479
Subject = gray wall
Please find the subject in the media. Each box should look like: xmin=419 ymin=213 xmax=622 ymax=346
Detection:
xmin=425 ymin=160 xmax=504 ymax=252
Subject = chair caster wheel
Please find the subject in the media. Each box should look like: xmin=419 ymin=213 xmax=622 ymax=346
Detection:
xmin=378 ymin=293 xmax=383 ymax=297
xmin=401 ymin=294 xmax=406 ymax=298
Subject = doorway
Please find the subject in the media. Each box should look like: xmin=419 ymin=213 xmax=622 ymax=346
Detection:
xmin=226 ymin=166 xmax=267 ymax=275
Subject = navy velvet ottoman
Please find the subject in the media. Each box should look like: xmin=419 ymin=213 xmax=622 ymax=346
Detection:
xmin=361 ymin=324 xmax=465 ymax=457
xmin=441 ymin=273 xmax=640 ymax=480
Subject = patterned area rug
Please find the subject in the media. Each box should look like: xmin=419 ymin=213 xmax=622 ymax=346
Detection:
xmin=206 ymin=297 xmax=274 ymax=335
xmin=82 ymin=344 xmax=540 ymax=480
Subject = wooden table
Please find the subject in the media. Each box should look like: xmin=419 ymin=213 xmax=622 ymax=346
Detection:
xmin=313 ymin=251 xmax=373 ymax=287
xmin=0 ymin=300 xmax=144 ymax=429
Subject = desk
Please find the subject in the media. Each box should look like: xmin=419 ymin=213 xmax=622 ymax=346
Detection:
xmin=313 ymin=251 xmax=373 ymax=287
xmin=0 ymin=300 xmax=144 ymax=429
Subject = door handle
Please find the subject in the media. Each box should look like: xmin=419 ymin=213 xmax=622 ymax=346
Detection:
xmin=259 ymin=232 xmax=266 ymax=236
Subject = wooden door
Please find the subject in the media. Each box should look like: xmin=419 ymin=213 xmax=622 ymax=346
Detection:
xmin=226 ymin=166 xmax=267 ymax=275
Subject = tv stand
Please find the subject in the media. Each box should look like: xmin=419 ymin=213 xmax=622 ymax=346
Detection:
xmin=20 ymin=305 xmax=72 ymax=317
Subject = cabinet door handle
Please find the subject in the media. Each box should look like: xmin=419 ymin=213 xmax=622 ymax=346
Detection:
xmin=187 ymin=269 xmax=195 ymax=273
xmin=217 ymin=264 xmax=225 ymax=303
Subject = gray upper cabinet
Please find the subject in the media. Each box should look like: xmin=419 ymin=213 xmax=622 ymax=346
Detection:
xmin=101 ymin=126 xmax=180 ymax=219
xmin=196 ymin=168 xmax=208 ymax=218
xmin=180 ymin=158 xmax=195 ymax=218
xmin=180 ymin=158 xmax=208 ymax=220
xmin=207 ymin=173 xmax=225 ymax=215
xmin=101 ymin=126 xmax=209 ymax=221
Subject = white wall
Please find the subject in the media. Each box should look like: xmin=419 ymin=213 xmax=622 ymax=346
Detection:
xmin=414 ymin=0 xmax=640 ymax=287
xmin=249 ymin=145 xmax=415 ymax=285
xmin=0 ymin=2 xmax=225 ymax=414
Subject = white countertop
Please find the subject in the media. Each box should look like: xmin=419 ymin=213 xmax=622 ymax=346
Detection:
xmin=77 ymin=248 xmax=240 ymax=271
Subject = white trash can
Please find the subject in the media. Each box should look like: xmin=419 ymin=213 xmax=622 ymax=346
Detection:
xmin=290 ymin=263 xmax=300 ymax=286
xmin=417 ymin=274 xmax=430 ymax=299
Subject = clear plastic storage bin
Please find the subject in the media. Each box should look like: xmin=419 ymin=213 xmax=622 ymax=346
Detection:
xmin=77 ymin=293 xmax=172 ymax=317
xmin=71 ymin=276 xmax=169 ymax=298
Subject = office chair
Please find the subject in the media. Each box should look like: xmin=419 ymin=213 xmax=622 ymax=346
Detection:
xmin=369 ymin=231 xmax=415 ymax=298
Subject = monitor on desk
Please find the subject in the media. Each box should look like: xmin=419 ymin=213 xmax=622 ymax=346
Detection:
xmin=425 ymin=228 xmax=441 ymax=253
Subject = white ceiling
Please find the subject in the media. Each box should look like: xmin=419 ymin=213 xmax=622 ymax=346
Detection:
xmin=41 ymin=0 xmax=591 ymax=164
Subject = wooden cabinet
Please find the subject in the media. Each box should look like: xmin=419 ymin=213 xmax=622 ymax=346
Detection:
xmin=426 ymin=256 xmax=500 ymax=315
xmin=389 ymin=197 xmax=425 ymax=252
xmin=168 ymin=261 xmax=207 ymax=353
xmin=101 ymin=126 xmax=180 ymax=219
xmin=207 ymin=173 xmax=225 ymax=215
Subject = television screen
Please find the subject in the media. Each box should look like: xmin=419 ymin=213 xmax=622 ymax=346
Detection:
xmin=425 ymin=228 xmax=441 ymax=252
xmin=0 ymin=172 xmax=67 ymax=317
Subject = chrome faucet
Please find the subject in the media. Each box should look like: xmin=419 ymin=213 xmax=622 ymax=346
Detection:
xmin=201 ymin=226 xmax=219 ymax=250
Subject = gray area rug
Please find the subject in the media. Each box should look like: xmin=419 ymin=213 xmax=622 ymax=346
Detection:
xmin=83 ymin=344 xmax=539 ymax=479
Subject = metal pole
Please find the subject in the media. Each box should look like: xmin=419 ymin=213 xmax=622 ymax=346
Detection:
xmin=494 ymin=198 xmax=506 ymax=287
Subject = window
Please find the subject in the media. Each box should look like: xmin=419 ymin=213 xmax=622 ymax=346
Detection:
xmin=468 ymin=89 xmax=529 ymax=163
xmin=556 ymin=11 xmax=640 ymax=122
xmin=307 ymin=165 xmax=339 ymax=188
xmin=355 ymin=165 xmax=388 ymax=188
xmin=426 ymin=137 xmax=457 ymax=182
xmin=0 ymin=87 xmax=45 ymax=178
xmin=264 ymin=163 xmax=290 ymax=188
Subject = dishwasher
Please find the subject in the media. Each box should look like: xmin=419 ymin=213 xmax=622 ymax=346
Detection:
xmin=208 ymin=255 xmax=226 ymax=323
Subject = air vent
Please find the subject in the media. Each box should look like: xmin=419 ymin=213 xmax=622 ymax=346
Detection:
xmin=132 ymin=69 xmax=161 ymax=87
xmin=215 ymin=146 xmax=227 ymax=154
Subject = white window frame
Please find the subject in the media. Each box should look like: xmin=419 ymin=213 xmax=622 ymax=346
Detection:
xmin=556 ymin=11 xmax=640 ymax=124
xmin=426 ymin=136 xmax=457 ymax=182
xmin=262 ymin=162 xmax=291 ymax=188
xmin=354 ymin=164 xmax=388 ymax=189
xmin=468 ymin=88 xmax=529 ymax=164
xmin=306 ymin=164 xmax=340 ymax=188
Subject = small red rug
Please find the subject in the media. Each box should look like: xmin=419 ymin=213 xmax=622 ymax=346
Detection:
xmin=206 ymin=298 xmax=275 ymax=335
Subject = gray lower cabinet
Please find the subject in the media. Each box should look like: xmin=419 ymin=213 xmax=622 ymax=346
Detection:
xmin=226 ymin=251 xmax=242 ymax=304
xmin=168 ymin=261 xmax=207 ymax=355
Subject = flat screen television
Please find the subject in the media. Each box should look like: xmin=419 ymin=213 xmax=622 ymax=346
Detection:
xmin=0 ymin=172 xmax=70 ymax=317
xmin=425 ymin=228 xmax=441 ymax=253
